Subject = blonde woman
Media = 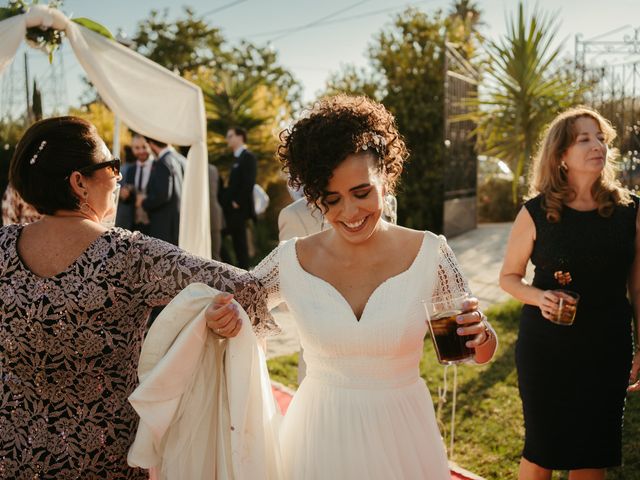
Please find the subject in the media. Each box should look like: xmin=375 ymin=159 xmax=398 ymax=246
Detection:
xmin=500 ymin=107 xmax=640 ymax=480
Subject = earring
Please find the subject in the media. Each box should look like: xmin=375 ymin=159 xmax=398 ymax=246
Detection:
xmin=79 ymin=202 xmax=92 ymax=215
xmin=79 ymin=191 xmax=92 ymax=215
xmin=559 ymin=161 xmax=568 ymax=171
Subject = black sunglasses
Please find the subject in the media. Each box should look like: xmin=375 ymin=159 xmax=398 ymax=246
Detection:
xmin=76 ymin=158 xmax=121 ymax=176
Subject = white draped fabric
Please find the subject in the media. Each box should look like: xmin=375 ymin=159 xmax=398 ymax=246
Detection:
xmin=127 ymin=283 xmax=283 ymax=479
xmin=0 ymin=5 xmax=211 ymax=257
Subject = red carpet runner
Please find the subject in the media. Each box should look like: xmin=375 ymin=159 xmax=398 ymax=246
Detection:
xmin=271 ymin=383 xmax=484 ymax=480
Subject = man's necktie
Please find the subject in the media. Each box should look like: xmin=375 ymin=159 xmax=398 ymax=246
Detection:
xmin=137 ymin=166 xmax=144 ymax=192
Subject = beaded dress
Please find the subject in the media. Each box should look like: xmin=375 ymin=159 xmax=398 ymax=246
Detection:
xmin=0 ymin=225 xmax=275 ymax=479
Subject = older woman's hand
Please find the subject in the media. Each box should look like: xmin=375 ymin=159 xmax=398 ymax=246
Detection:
xmin=205 ymin=292 xmax=242 ymax=338
xmin=538 ymin=290 xmax=565 ymax=321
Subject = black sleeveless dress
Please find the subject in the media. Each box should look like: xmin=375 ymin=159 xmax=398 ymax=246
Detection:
xmin=516 ymin=194 xmax=637 ymax=469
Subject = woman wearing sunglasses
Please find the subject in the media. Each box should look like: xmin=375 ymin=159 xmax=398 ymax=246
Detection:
xmin=0 ymin=116 xmax=277 ymax=479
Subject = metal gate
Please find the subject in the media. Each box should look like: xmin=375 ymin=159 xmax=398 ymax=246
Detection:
xmin=443 ymin=41 xmax=479 ymax=237
xmin=575 ymin=28 xmax=640 ymax=190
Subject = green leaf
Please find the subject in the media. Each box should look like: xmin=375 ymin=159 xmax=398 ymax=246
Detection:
xmin=72 ymin=18 xmax=114 ymax=40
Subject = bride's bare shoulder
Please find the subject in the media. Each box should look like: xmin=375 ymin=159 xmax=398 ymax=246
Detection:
xmin=295 ymin=229 xmax=331 ymax=259
xmin=385 ymin=224 xmax=426 ymax=245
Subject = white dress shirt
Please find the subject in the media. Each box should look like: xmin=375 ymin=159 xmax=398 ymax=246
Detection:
xmin=233 ymin=145 xmax=246 ymax=158
xmin=134 ymin=159 xmax=153 ymax=193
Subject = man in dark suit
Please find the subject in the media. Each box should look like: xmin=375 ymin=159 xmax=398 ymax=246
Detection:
xmin=140 ymin=137 xmax=185 ymax=246
xmin=221 ymin=127 xmax=256 ymax=269
xmin=116 ymin=134 xmax=153 ymax=233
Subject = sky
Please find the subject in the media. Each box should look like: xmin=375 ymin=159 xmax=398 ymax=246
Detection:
xmin=2 ymin=0 xmax=640 ymax=118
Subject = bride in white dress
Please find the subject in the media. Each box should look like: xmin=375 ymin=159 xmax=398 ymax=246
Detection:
xmin=240 ymin=95 xmax=498 ymax=479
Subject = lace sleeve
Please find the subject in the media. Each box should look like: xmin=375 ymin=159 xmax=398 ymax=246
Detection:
xmin=250 ymin=244 xmax=284 ymax=311
xmin=126 ymin=232 xmax=280 ymax=337
xmin=432 ymin=235 xmax=472 ymax=301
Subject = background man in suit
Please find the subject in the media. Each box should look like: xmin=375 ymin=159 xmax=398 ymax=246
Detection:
xmin=116 ymin=134 xmax=153 ymax=233
xmin=140 ymin=137 xmax=185 ymax=246
xmin=221 ymin=127 xmax=256 ymax=268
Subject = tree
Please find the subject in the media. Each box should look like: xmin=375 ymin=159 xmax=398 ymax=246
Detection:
xmin=131 ymin=9 xmax=301 ymax=108
xmin=31 ymin=79 xmax=42 ymax=122
xmin=67 ymin=102 xmax=132 ymax=157
xmin=463 ymin=2 xmax=582 ymax=203
xmin=131 ymin=7 xmax=224 ymax=75
xmin=222 ymin=41 xmax=302 ymax=109
xmin=131 ymin=7 xmax=302 ymax=181
xmin=447 ymin=0 xmax=484 ymax=60
xmin=129 ymin=8 xmax=304 ymax=259
xmin=190 ymin=70 xmax=291 ymax=184
xmin=323 ymin=64 xmax=381 ymax=100
xmin=369 ymin=8 xmax=450 ymax=230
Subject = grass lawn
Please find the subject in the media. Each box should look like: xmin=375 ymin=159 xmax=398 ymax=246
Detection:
xmin=267 ymin=300 xmax=640 ymax=479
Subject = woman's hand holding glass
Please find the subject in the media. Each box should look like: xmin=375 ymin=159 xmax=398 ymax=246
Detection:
xmin=538 ymin=290 xmax=563 ymax=321
xmin=455 ymin=296 xmax=492 ymax=349
xmin=426 ymin=294 xmax=493 ymax=366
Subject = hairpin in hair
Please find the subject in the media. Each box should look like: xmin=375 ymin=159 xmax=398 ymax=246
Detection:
xmin=29 ymin=140 xmax=47 ymax=165
xmin=361 ymin=133 xmax=387 ymax=153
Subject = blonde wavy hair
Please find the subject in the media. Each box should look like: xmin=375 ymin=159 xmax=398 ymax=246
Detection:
xmin=528 ymin=106 xmax=632 ymax=222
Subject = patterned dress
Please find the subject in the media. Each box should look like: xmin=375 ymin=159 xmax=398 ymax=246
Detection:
xmin=0 ymin=225 xmax=277 ymax=479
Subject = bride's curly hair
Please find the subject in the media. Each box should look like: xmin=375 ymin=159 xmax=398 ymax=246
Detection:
xmin=528 ymin=106 xmax=632 ymax=222
xmin=277 ymin=95 xmax=408 ymax=210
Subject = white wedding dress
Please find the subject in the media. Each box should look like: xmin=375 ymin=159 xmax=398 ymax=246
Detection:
xmin=253 ymin=231 xmax=469 ymax=480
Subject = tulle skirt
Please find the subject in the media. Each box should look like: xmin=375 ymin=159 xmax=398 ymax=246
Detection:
xmin=279 ymin=377 xmax=450 ymax=480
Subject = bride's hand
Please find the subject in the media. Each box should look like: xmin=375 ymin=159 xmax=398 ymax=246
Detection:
xmin=205 ymin=292 xmax=242 ymax=338
xmin=455 ymin=297 xmax=491 ymax=349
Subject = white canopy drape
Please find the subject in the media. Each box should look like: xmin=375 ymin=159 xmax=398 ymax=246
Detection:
xmin=0 ymin=5 xmax=211 ymax=258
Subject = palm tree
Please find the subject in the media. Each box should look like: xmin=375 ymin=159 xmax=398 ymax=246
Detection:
xmin=201 ymin=72 xmax=269 ymax=154
xmin=464 ymin=2 xmax=582 ymax=203
xmin=449 ymin=0 xmax=482 ymax=30
xmin=196 ymin=70 xmax=291 ymax=184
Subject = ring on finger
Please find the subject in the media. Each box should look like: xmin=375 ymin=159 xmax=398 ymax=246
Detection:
xmin=478 ymin=322 xmax=492 ymax=346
